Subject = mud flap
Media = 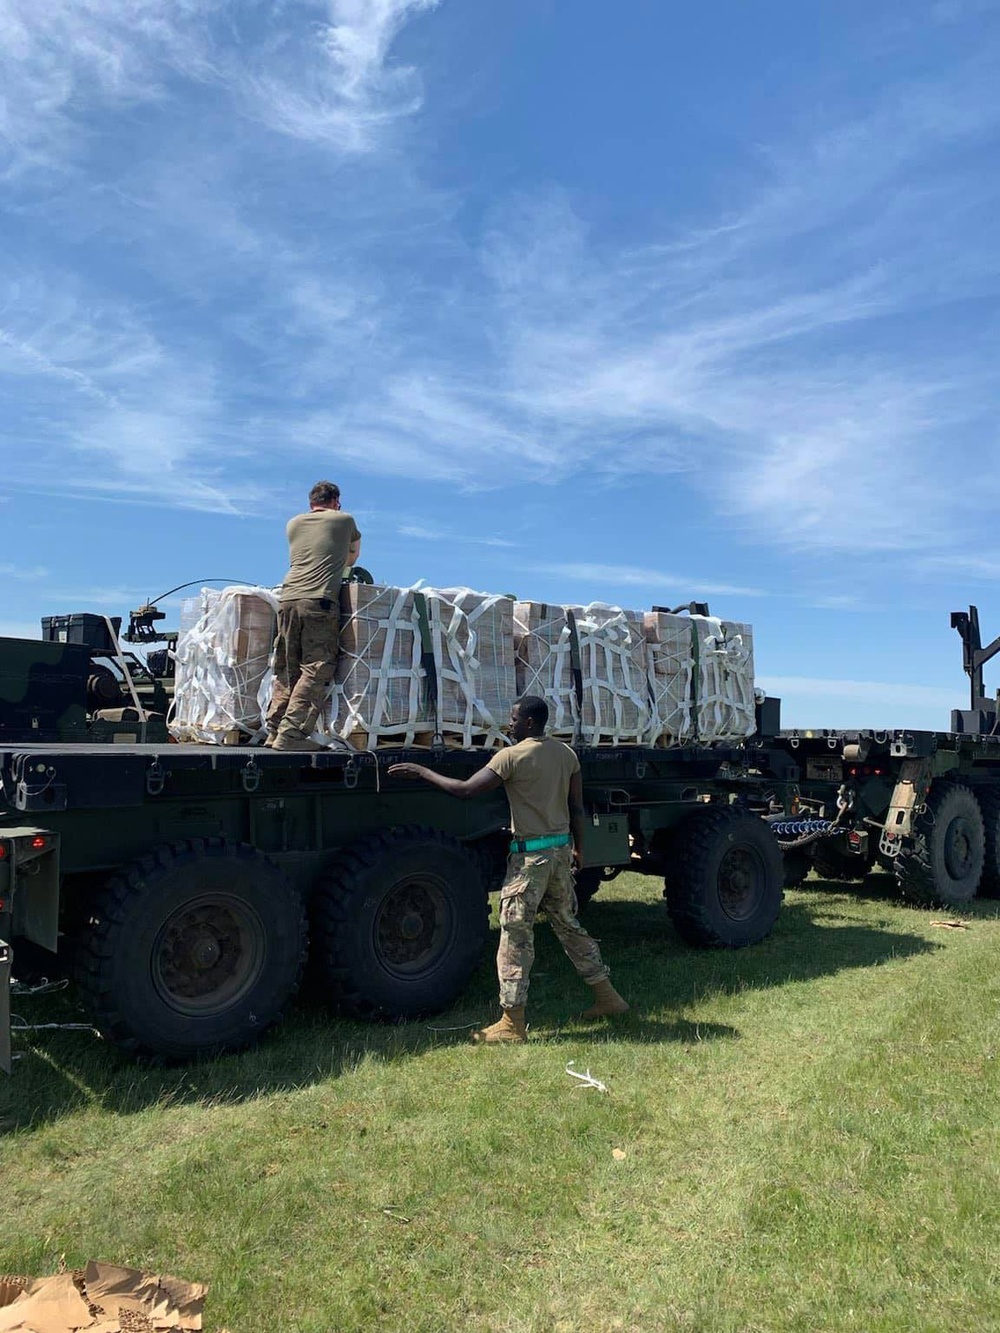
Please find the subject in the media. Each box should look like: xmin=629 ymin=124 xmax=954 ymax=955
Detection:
xmin=879 ymin=758 xmax=933 ymax=861
xmin=1 ymin=937 xmax=11 ymax=1075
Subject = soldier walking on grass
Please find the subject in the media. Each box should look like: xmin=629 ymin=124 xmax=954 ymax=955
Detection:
xmin=265 ymin=480 xmax=362 ymax=752
xmin=389 ymin=695 xmax=628 ymax=1043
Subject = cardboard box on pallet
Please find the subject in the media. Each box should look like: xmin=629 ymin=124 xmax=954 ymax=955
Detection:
xmin=643 ymin=610 xmax=695 ymax=746
xmin=170 ymin=587 xmax=278 ymax=743
xmin=427 ymin=587 xmax=515 ymax=748
xmin=643 ymin=611 xmax=755 ymax=745
xmin=514 ymin=601 xmax=650 ymax=744
xmin=320 ymin=584 xmax=514 ymax=749
xmin=571 ymin=604 xmax=650 ymax=744
xmin=325 ymin=583 xmax=435 ymax=747
xmin=513 ymin=601 xmax=576 ymax=736
xmin=693 ymin=616 xmax=755 ymax=742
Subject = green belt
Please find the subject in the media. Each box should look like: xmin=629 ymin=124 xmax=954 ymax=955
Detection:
xmin=509 ymin=833 xmax=573 ymax=854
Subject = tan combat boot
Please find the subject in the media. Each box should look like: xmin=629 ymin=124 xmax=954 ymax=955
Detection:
xmin=471 ymin=1007 xmax=527 ymax=1044
xmin=272 ymin=729 xmax=327 ymax=752
xmin=582 ymin=979 xmax=629 ymax=1019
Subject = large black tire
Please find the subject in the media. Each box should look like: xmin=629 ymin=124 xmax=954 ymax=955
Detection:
xmin=811 ymin=837 xmax=876 ymax=882
xmin=976 ymin=784 xmax=1000 ymax=898
xmin=665 ymin=807 xmax=783 ymax=948
xmin=782 ymin=848 xmax=812 ymax=889
xmin=74 ymin=838 xmax=307 ymax=1059
xmin=311 ymin=826 xmax=489 ymax=1019
xmin=895 ymin=781 xmax=984 ymax=906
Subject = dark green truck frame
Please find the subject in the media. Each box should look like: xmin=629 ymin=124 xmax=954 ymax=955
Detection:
xmin=734 ymin=728 xmax=1000 ymax=905
xmin=0 ymin=739 xmax=785 ymax=1070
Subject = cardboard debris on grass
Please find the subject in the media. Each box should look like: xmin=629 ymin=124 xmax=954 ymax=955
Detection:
xmin=0 ymin=1263 xmax=206 ymax=1333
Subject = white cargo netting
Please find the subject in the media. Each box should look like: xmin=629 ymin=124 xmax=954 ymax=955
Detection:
xmin=313 ymin=584 xmax=514 ymax=748
xmin=643 ymin=610 xmax=694 ymax=746
xmin=644 ymin=612 xmax=755 ymax=745
xmin=170 ymin=586 xmax=278 ymax=743
xmin=315 ymin=584 xmax=434 ymax=746
xmin=514 ymin=601 xmax=651 ymax=744
xmin=179 ymin=582 xmax=756 ymax=751
xmin=694 ymin=617 xmax=756 ymax=742
xmin=513 ymin=601 xmax=577 ymax=736
xmin=426 ymin=587 xmax=516 ymax=748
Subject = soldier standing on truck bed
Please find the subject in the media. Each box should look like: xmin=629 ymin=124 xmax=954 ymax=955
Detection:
xmin=389 ymin=695 xmax=629 ymax=1043
xmin=265 ymin=480 xmax=361 ymax=752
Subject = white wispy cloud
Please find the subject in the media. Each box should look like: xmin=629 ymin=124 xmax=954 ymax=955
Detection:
xmin=0 ymin=269 xmax=256 ymax=512
xmin=2 ymin=0 xmax=998 ymax=580
xmin=758 ymin=675 xmax=957 ymax=708
xmin=398 ymin=523 xmax=446 ymax=540
xmin=240 ymin=0 xmax=439 ymax=151
xmin=0 ymin=563 xmax=48 ymax=580
xmin=759 ymin=673 xmax=960 ymax=729
xmin=0 ymin=0 xmax=435 ymax=174
xmin=287 ymin=54 xmax=997 ymax=553
xmin=535 ymin=563 xmax=766 ymax=598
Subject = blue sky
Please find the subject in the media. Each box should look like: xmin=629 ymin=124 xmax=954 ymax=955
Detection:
xmin=1 ymin=0 xmax=998 ymax=729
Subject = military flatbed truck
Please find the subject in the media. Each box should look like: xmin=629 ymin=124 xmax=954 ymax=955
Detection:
xmin=0 ymin=735 xmax=785 ymax=1072
xmin=730 ymin=606 xmax=1000 ymax=908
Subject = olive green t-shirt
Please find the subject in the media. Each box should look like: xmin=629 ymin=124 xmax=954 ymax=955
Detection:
xmin=279 ymin=510 xmax=361 ymax=604
xmin=486 ymin=736 xmax=581 ymax=838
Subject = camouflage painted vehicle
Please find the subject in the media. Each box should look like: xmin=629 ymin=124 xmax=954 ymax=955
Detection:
xmin=6 ymin=599 xmax=1000 ymax=1072
xmin=0 ymin=623 xmax=786 ymax=1071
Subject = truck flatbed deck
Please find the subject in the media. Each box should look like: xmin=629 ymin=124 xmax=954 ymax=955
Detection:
xmin=1 ymin=735 xmax=781 ymax=1071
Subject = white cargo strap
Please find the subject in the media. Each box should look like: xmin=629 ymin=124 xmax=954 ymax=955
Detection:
xmin=693 ymin=617 xmax=755 ymax=742
xmin=330 ymin=586 xmax=433 ymax=748
xmin=514 ymin=605 xmax=579 ymax=738
xmin=574 ymin=605 xmax=650 ymax=745
xmin=426 ymin=588 xmax=511 ymax=749
xmin=645 ymin=618 xmax=693 ymax=745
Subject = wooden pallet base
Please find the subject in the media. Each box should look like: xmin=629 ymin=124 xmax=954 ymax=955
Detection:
xmin=346 ymin=730 xmax=508 ymax=752
xmin=436 ymin=732 xmax=508 ymax=751
xmin=346 ymin=730 xmax=434 ymax=750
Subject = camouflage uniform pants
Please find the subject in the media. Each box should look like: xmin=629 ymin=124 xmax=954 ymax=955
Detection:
xmin=266 ymin=599 xmax=340 ymax=742
xmin=497 ymin=844 xmax=610 ymax=1008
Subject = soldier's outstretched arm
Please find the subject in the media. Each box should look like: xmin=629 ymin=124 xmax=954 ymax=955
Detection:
xmin=388 ymin=762 xmax=503 ymax=800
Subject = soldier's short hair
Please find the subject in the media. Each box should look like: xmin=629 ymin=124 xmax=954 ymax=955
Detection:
xmin=515 ymin=695 xmax=548 ymax=730
xmin=309 ymin=480 xmax=341 ymax=507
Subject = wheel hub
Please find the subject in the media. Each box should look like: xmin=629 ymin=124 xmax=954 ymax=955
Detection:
xmin=944 ymin=818 xmax=973 ymax=878
xmin=375 ymin=878 xmax=451 ymax=975
xmin=153 ymin=897 xmax=265 ymax=1014
xmin=190 ymin=934 xmax=222 ymax=969
xmin=718 ymin=847 xmax=765 ymax=921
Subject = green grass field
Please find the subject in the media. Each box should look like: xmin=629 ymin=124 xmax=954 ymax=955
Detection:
xmin=3 ymin=873 xmax=1000 ymax=1333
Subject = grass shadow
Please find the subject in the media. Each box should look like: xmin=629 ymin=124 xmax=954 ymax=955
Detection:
xmin=805 ymin=868 xmax=1000 ymax=919
xmin=3 ymin=881 xmax=939 ymax=1131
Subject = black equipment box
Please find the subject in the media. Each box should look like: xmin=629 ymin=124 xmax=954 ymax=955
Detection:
xmin=41 ymin=614 xmax=122 ymax=652
xmin=755 ymin=695 xmax=781 ymax=738
xmin=0 ymin=638 xmax=90 ymax=742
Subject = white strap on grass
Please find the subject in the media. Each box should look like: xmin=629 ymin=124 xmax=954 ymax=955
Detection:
xmin=565 ymin=1062 xmax=608 ymax=1093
